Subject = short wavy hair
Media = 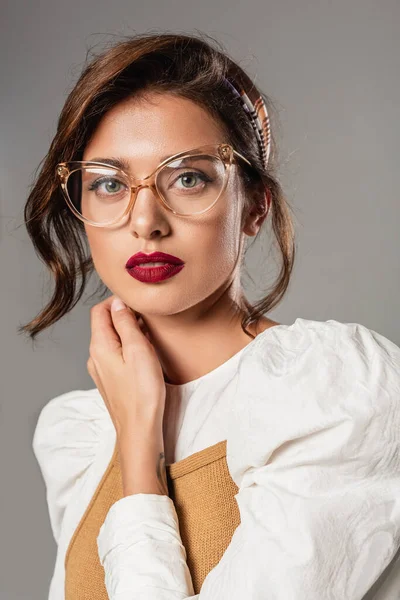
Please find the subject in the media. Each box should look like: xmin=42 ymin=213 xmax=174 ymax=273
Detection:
xmin=18 ymin=30 xmax=296 ymax=342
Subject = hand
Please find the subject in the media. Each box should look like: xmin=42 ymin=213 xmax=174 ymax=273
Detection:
xmin=86 ymin=294 xmax=166 ymax=436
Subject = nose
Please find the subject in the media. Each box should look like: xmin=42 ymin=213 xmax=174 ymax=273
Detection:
xmin=125 ymin=183 xmax=160 ymax=214
xmin=125 ymin=182 xmax=169 ymax=237
xmin=131 ymin=182 xmax=155 ymax=198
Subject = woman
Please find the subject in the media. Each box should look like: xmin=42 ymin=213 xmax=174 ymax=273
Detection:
xmin=23 ymin=32 xmax=400 ymax=599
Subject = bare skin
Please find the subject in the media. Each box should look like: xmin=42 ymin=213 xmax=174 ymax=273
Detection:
xmin=84 ymin=91 xmax=280 ymax=496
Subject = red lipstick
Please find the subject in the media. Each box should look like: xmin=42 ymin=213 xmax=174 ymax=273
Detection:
xmin=125 ymin=251 xmax=185 ymax=283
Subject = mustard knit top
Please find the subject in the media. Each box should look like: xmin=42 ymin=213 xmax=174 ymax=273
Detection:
xmin=64 ymin=438 xmax=239 ymax=598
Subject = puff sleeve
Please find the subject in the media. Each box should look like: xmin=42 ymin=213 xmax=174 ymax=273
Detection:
xmin=32 ymin=388 xmax=110 ymax=545
xmin=96 ymin=320 xmax=400 ymax=599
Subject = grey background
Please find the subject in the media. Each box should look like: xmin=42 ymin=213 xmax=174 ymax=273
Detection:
xmin=1 ymin=1 xmax=399 ymax=598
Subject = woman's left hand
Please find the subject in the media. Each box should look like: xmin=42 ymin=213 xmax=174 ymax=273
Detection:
xmin=86 ymin=294 xmax=166 ymax=436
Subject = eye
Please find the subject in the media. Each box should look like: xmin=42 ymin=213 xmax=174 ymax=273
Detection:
xmin=88 ymin=177 xmax=126 ymax=196
xmin=171 ymin=170 xmax=211 ymax=191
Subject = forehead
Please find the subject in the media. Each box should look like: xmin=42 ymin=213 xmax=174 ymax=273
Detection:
xmin=83 ymin=93 xmax=226 ymax=168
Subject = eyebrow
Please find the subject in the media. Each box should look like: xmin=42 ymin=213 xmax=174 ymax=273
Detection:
xmin=85 ymin=153 xmax=183 ymax=171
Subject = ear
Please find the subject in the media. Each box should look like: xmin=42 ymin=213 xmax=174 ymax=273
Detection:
xmin=242 ymin=184 xmax=271 ymax=237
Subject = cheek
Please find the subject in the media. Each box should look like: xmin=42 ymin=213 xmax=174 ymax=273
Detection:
xmin=186 ymin=199 xmax=244 ymax=287
xmin=202 ymin=220 xmax=239 ymax=268
xmin=85 ymin=229 xmax=125 ymax=284
xmin=211 ymin=189 xmax=244 ymax=266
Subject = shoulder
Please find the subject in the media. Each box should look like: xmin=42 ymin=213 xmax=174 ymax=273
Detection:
xmin=240 ymin=316 xmax=400 ymax=386
xmin=33 ymin=387 xmax=111 ymax=456
xmin=32 ymin=387 xmax=112 ymax=543
xmin=229 ymin=317 xmax=400 ymax=486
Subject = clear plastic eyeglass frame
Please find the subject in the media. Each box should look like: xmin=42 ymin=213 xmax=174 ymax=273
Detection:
xmin=55 ymin=143 xmax=253 ymax=228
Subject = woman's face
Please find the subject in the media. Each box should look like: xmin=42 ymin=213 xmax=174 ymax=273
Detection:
xmin=82 ymin=92 xmax=262 ymax=319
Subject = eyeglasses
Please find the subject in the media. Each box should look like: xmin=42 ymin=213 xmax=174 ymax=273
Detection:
xmin=55 ymin=143 xmax=253 ymax=227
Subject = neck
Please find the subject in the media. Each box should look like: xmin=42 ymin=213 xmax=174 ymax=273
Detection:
xmin=137 ymin=279 xmax=279 ymax=386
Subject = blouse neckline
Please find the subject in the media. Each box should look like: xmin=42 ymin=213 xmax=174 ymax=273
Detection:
xmin=163 ymin=319 xmax=296 ymax=393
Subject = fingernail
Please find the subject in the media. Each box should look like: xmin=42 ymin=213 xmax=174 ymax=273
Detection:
xmin=112 ymin=297 xmax=126 ymax=311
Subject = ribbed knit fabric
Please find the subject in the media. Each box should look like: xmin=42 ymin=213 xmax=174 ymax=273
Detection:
xmin=64 ymin=439 xmax=240 ymax=598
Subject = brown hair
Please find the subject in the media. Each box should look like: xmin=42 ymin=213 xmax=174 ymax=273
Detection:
xmin=17 ymin=30 xmax=296 ymax=342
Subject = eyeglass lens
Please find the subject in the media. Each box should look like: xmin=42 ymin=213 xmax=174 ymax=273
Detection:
xmin=64 ymin=153 xmax=227 ymax=223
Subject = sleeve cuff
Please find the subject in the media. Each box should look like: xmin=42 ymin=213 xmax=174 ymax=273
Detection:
xmin=97 ymin=493 xmax=184 ymax=564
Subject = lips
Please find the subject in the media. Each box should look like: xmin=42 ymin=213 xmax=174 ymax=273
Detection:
xmin=126 ymin=251 xmax=184 ymax=269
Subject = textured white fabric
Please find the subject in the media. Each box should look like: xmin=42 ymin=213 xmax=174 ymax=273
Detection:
xmin=32 ymin=317 xmax=400 ymax=599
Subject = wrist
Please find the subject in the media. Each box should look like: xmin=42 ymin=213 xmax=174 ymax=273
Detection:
xmin=116 ymin=422 xmax=168 ymax=497
xmin=116 ymin=413 xmax=163 ymax=440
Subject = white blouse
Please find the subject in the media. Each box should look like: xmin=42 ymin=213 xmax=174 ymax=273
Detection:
xmin=32 ymin=317 xmax=400 ymax=600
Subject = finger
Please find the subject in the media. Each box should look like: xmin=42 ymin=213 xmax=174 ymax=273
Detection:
xmin=110 ymin=296 xmax=144 ymax=350
xmin=87 ymin=356 xmax=107 ymax=404
xmin=86 ymin=355 xmax=98 ymax=385
xmin=90 ymin=296 xmax=123 ymax=356
xmin=87 ymin=356 xmax=94 ymax=376
xmin=136 ymin=313 xmax=150 ymax=337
